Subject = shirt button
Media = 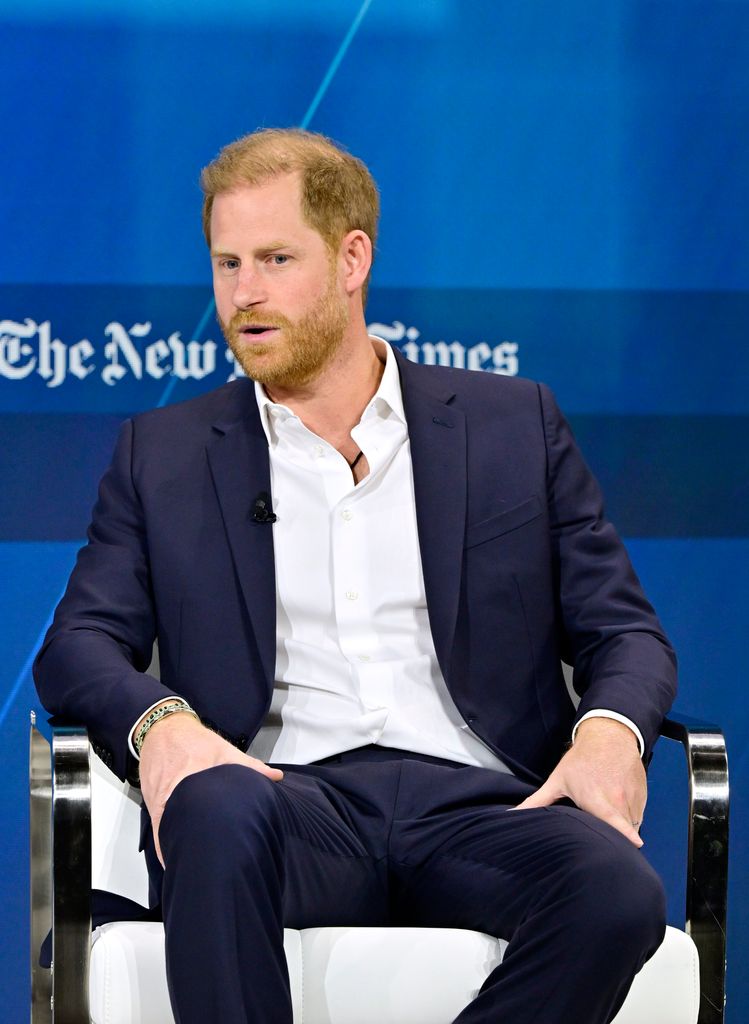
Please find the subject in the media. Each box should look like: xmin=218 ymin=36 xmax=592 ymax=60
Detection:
xmin=345 ymin=590 xmax=359 ymax=601
xmin=341 ymin=508 xmax=353 ymax=521
xmin=358 ymin=654 xmax=371 ymax=662
xmin=314 ymin=444 xmax=325 ymax=458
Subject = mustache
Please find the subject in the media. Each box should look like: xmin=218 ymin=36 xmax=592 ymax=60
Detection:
xmin=226 ymin=310 xmax=294 ymax=332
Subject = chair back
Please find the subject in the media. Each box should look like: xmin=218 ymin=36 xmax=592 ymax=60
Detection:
xmin=91 ymin=752 xmax=149 ymax=908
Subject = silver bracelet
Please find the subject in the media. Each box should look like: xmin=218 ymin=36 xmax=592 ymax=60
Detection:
xmin=134 ymin=699 xmax=199 ymax=754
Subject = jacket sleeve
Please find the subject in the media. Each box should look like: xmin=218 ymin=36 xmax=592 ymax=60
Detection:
xmin=539 ymin=383 xmax=677 ymax=761
xmin=33 ymin=418 xmax=179 ymax=783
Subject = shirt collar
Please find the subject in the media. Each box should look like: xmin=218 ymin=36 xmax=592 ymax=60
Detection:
xmin=254 ymin=338 xmax=405 ymax=449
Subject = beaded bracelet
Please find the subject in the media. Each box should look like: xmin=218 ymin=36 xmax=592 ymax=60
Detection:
xmin=134 ymin=699 xmax=199 ymax=754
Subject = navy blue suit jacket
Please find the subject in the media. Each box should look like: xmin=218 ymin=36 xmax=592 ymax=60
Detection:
xmin=34 ymin=348 xmax=676 ymax=787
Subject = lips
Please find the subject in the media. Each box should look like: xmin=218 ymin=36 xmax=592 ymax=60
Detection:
xmin=239 ymin=325 xmax=279 ymax=339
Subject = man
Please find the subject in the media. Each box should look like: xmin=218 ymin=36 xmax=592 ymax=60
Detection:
xmin=34 ymin=128 xmax=676 ymax=1024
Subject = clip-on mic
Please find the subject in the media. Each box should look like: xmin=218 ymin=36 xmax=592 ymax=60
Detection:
xmin=251 ymin=491 xmax=277 ymax=524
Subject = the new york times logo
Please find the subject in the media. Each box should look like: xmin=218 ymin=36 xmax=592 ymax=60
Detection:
xmin=0 ymin=318 xmax=519 ymax=389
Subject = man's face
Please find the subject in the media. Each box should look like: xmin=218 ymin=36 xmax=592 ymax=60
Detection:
xmin=211 ymin=173 xmax=349 ymax=389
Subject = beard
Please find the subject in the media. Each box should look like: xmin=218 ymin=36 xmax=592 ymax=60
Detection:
xmin=219 ymin=274 xmax=349 ymax=389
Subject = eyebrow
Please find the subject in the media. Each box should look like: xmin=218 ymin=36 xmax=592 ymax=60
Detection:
xmin=258 ymin=241 xmax=293 ymax=253
xmin=210 ymin=241 xmax=295 ymax=259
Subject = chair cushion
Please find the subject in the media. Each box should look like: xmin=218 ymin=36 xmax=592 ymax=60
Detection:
xmin=89 ymin=922 xmax=698 ymax=1024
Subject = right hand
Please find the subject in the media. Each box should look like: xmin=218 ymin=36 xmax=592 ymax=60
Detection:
xmin=138 ymin=710 xmax=283 ymax=867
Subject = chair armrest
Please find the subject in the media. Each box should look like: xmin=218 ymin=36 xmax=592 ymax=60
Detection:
xmin=30 ymin=715 xmax=92 ymax=1024
xmin=30 ymin=716 xmax=52 ymax=1024
xmin=660 ymin=713 xmax=729 ymax=1024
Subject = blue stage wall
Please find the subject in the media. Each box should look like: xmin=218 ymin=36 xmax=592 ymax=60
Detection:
xmin=1 ymin=2 xmax=747 ymax=1021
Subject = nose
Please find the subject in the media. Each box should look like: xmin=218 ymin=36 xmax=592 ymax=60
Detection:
xmin=231 ymin=266 xmax=268 ymax=310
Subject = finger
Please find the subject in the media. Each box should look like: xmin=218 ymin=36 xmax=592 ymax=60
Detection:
xmin=514 ymin=781 xmax=561 ymax=811
xmin=627 ymin=804 xmax=646 ymax=839
xmin=592 ymin=802 xmax=644 ymax=848
xmin=153 ymin=822 xmax=165 ymax=869
xmin=242 ymin=754 xmax=284 ymax=781
xmin=592 ymin=787 xmax=646 ymax=847
xmin=619 ymin=822 xmax=644 ymax=848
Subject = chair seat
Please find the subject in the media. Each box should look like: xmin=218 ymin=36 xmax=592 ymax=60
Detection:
xmin=88 ymin=922 xmax=699 ymax=1024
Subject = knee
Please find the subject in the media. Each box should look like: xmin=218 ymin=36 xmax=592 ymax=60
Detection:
xmin=160 ymin=764 xmax=283 ymax=865
xmin=568 ymin=831 xmax=666 ymax=960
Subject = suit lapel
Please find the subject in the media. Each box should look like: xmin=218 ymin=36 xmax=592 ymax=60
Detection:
xmin=395 ymin=350 xmax=467 ymax=681
xmin=206 ymin=388 xmax=276 ymax=687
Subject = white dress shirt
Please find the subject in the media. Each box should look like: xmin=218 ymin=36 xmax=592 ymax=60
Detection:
xmin=248 ymin=340 xmax=512 ymax=770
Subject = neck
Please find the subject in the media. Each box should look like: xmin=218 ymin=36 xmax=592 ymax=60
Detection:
xmin=264 ymin=327 xmax=386 ymax=446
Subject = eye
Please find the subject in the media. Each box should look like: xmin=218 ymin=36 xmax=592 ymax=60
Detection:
xmin=268 ymin=254 xmax=289 ymax=266
xmin=217 ymin=257 xmax=240 ymax=275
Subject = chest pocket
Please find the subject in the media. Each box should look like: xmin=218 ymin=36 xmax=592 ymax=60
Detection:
xmin=464 ymin=494 xmax=543 ymax=549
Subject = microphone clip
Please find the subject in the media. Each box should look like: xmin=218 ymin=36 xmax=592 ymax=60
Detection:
xmin=251 ymin=491 xmax=277 ymax=524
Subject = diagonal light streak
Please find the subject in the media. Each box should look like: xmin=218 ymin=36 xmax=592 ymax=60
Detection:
xmin=300 ymin=0 xmax=374 ymax=129
xmin=156 ymin=297 xmax=217 ymax=409
xmin=2 ymin=0 xmax=375 ymax=732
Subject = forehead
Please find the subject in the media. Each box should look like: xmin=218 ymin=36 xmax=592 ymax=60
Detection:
xmin=210 ymin=172 xmax=322 ymax=249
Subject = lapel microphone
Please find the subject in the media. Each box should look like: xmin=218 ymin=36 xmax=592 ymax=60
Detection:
xmin=251 ymin=491 xmax=277 ymax=524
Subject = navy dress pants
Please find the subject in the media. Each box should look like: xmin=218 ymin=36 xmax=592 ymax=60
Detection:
xmin=152 ymin=746 xmax=666 ymax=1024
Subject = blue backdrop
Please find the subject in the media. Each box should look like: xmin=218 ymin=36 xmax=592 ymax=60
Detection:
xmin=1 ymin=2 xmax=747 ymax=1021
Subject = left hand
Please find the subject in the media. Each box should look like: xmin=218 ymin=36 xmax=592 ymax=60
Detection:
xmin=514 ymin=718 xmax=647 ymax=847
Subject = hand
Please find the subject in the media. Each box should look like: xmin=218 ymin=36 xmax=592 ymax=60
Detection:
xmin=514 ymin=718 xmax=646 ymax=847
xmin=138 ymin=710 xmax=283 ymax=867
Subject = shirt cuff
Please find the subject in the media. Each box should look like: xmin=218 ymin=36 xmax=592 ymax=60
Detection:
xmin=572 ymin=710 xmax=645 ymax=757
xmin=128 ymin=696 xmax=183 ymax=761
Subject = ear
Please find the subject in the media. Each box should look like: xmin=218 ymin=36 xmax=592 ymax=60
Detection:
xmin=338 ymin=230 xmax=372 ymax=296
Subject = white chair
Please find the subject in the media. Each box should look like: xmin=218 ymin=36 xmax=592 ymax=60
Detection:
xmin=29 ymin=713 xmax=727 ymax=1024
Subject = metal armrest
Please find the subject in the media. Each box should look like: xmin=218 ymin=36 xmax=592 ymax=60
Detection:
xmin=660 ymin=713 xmax=729 ymax=1024
xmin=30 ymin=714 xmax=91 ymax=1024
xmin=30 ymin=716 xmax=53 ymax=1024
